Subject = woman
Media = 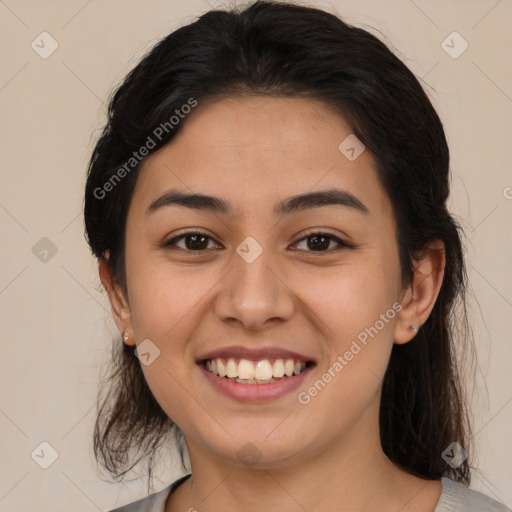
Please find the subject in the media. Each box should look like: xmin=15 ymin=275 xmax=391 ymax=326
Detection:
xmin=83 ymin=1 xmax=511 ymax=510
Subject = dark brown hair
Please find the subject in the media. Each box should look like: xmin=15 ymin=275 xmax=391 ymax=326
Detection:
xmin=84 ymin=0 xmax=474 ymax=491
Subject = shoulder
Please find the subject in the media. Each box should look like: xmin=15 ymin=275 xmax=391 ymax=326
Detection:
xmin=107 ymin=486 xmax=171 ymax=512
xmin=435 ymin=477 xmax=511 ymax=512
xmin=107 ymin=474 xmax=191 ymax=512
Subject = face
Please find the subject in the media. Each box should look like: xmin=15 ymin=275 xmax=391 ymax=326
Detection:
xmin=117 ymin=96 xmax=408 ymax=468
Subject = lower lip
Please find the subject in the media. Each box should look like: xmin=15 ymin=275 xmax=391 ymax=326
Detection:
xmin=198 ymin=363 xmax=314 ymax=402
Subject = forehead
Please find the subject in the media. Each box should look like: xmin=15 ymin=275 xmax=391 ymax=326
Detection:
xmin=132 ymin=95 xmax=391 ymax=221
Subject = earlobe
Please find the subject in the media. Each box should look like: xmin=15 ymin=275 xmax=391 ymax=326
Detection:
xmin=98 ymin=254 xmax=135 ymax=345
xmin=393 ymin=240 xmax=445 ymax=345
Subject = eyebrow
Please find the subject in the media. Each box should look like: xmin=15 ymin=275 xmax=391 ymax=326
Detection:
xmin=146 ymin=187 xmax=369 ymax=219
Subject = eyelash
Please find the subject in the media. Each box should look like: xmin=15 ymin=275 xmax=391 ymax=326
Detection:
xmin=162 ymin=230 xmax=352 ymax=254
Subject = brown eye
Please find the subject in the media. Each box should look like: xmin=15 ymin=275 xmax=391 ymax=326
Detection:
xmin=293 ymin=232 xmax=351 ymax=253
xmin=163 ymin=232 xmax=220 ymax=251
xmin=162 ymin=230 xmax=351 ymax=253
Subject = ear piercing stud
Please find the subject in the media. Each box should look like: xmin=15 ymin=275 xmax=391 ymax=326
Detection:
xmin=410 ymin=325 xmax=418 ymax=332
xmin=122 ymin=332 xmax=130 ymax=344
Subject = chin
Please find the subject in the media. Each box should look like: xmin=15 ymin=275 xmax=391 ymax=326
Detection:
xmin=202 ymin=429 xmax=312 ymax=469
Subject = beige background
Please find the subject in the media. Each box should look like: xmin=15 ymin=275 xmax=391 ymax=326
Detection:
xmin=1 ymin=0 xmax=511 ymax=510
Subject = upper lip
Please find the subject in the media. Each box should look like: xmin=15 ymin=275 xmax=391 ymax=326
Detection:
xmin=196 ymin=345 xmax=316 ymax=364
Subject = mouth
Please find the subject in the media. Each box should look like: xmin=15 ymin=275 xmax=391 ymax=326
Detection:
xmin=200 ymin=357 xmax=316 ymax=384
xmin=195 ymin=346 xmax=317 ymax=401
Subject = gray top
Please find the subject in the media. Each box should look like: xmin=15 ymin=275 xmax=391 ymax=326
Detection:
xmin=108 ymin=474 xmax=511 ymax=511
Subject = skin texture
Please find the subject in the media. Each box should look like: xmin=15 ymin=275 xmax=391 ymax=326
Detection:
xmin=100 ymin=96 xmax=445 ymax=511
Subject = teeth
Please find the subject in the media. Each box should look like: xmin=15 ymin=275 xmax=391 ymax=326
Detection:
xmin=272 ymin=359 xmax=285 ymax=378
xmin=204 ymin=357 xmax=307 ymax=381
xmin=284 ymin=359 xmax=294 ymax=377
xmin=255 ymin=360 xmax=273 ymax=380
xmin=217 ymin=359 xmax=227 ymax=377
xmin=238 ymin=359 xmax=255 ymax=379
xmin=234 ymin=377 xmax=277 ymax=384
xmin=226 ymin=358 xmax=238 ymax=378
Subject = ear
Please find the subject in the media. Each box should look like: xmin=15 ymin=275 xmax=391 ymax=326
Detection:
xmin=98 ymin=251 xmax=135 ymax=346
xmin=394 ymin=239 xmax=445 ymax=344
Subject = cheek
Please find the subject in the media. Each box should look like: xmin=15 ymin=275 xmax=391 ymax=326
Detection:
xmin=304 ymin=260 xmax=400 ymax=346
xmin=127 ymin=260 xmax=209 ymax=339
xmin=126 ymin=264 xmax=210 ymax=426
xmin=295 ymin=267 xmax=399 ymax=425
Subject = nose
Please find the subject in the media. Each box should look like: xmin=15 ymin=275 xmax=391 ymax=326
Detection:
xmin=213 ymin=244 xmax=295 ymax=331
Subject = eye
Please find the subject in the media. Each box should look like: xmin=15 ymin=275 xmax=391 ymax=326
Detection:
xmin=292 ymin=231 xmax=352 ymax=253
xmin=162 ymin=230 xmax=352 ymax=253
xmin=163 ymin=231 xmax=221 ymax=251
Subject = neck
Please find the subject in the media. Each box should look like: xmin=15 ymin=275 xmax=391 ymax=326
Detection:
xmin=168 ymin=396 xmax=441 ymax=512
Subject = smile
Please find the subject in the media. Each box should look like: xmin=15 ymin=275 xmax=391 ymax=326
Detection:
xmin=198 ymin=359 xmax=315 ymax=402
xmin=203 ymin=357 xmax=309 ymax=384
